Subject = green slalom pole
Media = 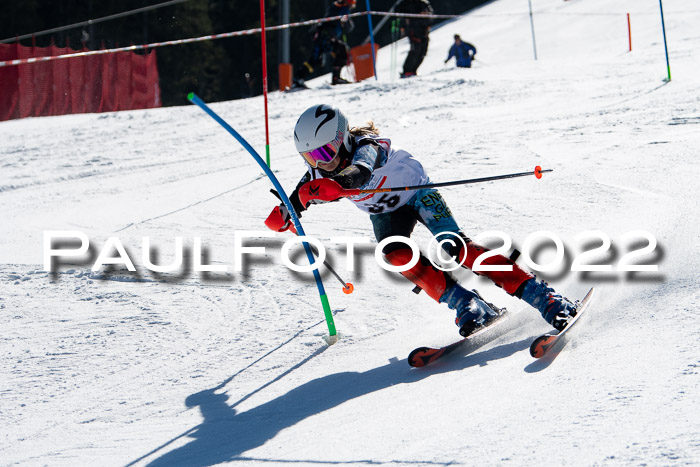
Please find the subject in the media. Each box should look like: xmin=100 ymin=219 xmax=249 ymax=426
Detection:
xmin=188 ymin=93 xmax=337 ymax=342
xmin=658 ymin=0 xmax=671 ymax=81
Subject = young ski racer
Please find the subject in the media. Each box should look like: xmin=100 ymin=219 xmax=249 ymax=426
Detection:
xmin=265 ymin=104 xmax=577 ymax=337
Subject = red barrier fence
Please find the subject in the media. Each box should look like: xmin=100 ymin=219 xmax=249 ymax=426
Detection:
xmin=0 ymin=43 xmax=160 ymax=121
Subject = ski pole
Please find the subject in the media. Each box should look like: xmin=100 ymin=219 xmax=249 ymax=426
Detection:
xmin=352 ymin=165 xmax=552 ymax=195
xmin=306 ymin=241 xmax=355 ymax=295
xmin=270 ymin=189 xmax=355 ymax=295
xmin=300 ymin=166 xmax=552 ymax=205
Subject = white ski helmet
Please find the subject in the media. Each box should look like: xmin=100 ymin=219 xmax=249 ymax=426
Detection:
xmin=294 ymin=104 xmax=351 ymax=168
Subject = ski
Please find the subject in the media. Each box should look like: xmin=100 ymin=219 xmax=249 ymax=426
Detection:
xmin=408 ymin=310 xmax=512 ymax=368
xmin=529 ymin=287 xmax=595 ymax=359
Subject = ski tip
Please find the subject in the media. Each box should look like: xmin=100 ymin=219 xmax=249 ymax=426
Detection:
xmin=529 ymin=334 xmax=556 ymax=358
xmin=342 ymin=283 xmax=354 ymax=294
xmin=408 ymin=347 xmax=440 ymax=368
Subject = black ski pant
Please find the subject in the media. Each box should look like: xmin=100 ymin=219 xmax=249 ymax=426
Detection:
xmin=403 ymin=34 xmax=429 ymax=74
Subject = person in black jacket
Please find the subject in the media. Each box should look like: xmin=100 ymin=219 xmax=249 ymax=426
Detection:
xmin=293 ymin=0 xmax=356 ymax=88
xmin=396 ymin=0 xmax=433 ymax=78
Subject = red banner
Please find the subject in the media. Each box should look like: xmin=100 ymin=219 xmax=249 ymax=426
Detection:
xmin=0 ymin=43 xmax=160 ymax=121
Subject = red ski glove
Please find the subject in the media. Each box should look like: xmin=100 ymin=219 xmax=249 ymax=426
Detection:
xmin=298 ymin=178 xmax=348 ymax=207
xmin=264 ymin=204 xmax=297 ymax=234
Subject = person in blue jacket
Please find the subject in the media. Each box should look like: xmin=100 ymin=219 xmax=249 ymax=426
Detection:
xmin=445 ymin=34 xmax=477 ymax=68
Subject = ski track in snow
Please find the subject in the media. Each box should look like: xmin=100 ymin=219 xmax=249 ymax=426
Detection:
xmin=1 ymin=0 xmax=699 ymax=465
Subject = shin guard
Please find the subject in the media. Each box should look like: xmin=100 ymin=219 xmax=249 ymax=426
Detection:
xmin=385 ymin=249 xmax=455 ymax=302
xmin=453 ymin=237 xmax=533 ymax=296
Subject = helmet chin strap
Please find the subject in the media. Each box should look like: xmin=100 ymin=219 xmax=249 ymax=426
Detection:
xmin=346 ymin=133 xmax=356 ymax=152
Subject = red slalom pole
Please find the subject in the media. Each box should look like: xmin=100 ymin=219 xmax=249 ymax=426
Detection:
xmin=627 ymin=13 xmax=632 ymax=52
xmin=260 ymin=0 xmax=271 ymax=167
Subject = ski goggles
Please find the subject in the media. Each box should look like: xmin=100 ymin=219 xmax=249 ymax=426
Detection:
xmin=300 ymin=133 xmax=343 ymax=168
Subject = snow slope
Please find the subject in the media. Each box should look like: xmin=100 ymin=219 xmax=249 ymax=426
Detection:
xmin=1 ymin=0 xmax=699 ymax=465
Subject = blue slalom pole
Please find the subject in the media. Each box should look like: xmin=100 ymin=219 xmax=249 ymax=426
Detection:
xmin=187 ymin=93 xmax=337 ymax=341
xmin=365 ymin=0 xmax=378 ymax=80
xmin=528 ymin=0 xmax=538 ymax=60
xmin=658 ymin=0 xmax=671 ymax=81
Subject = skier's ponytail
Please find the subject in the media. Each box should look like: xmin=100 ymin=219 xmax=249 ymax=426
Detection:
xmin=350 ymin=121 xmax=379 ymax=137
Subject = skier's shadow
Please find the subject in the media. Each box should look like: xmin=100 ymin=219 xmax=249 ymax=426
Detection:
xmin=134 ymin=337 xmax=529 ymax=466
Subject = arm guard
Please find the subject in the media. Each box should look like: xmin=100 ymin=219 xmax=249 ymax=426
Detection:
xmin=332 ymin=164 xmax=372 ymax=189
xmin=288 ymin=172 xmax=312 ymax=216
xmin=332 ymin=140 xmax=381 ymax=188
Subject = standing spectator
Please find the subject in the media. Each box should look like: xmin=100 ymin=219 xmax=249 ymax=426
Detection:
xmin=396 ymin=0 xmax=433 ymax=78
xmin=445 ymin=34 xmax=477 ymax=68
xmin=293 ymin=0 xmax=356 ymax=88
xmin=242 ymin=73 xmax=255 ymax=97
